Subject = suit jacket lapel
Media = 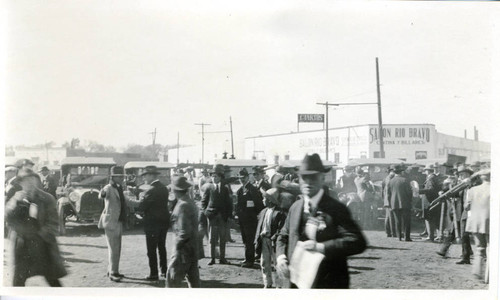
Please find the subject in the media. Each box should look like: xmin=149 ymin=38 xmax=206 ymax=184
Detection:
xmin=291 ymin=198 xmax=304 ymax=235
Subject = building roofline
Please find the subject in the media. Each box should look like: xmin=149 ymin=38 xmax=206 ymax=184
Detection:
xmin=245 ymin=123 xmax=436 ymax=139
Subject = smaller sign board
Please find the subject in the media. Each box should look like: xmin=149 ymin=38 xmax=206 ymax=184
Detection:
xmin=298 ymin=114 xmax=324 ymax=123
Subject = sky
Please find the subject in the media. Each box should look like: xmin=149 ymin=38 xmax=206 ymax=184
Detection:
xmin=2 ymin=0 xmax=498 ymax=154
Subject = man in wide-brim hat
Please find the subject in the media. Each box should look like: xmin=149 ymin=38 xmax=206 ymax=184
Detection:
xmin=166 ymin=176 xmax=201 ymax=287
xmin=138 ymin=165 xmax=170 ymax=280
xmin=276 ymin=153 xmax=366 ymax=288
xmin=98 ymin=166 xmax=128 ymax=281
xmin=202 ymin=164 xmax=233 ymax=265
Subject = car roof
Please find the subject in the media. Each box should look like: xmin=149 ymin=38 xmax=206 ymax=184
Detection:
xmin=124 ymin=161 xmax=176 ymax=169
xmin=280 ymin=159 xmax=336 ymax=168
xmin=61 ymin=157 xmax=116 ymax=166
xmin=214 ymin=159 xmax=267 ymax=167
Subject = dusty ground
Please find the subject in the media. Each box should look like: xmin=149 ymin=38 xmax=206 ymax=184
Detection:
xmin=2 ymin=221 xmax=489 ymax=290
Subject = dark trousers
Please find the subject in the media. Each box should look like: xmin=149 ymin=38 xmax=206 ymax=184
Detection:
xmin=460 ymin=219 xmax=473 ymax=260
xmin=13 ymin=275 xmax=61 ymax=287
xmin=145 ymin=226 xmax=167 ymax=276
xmin=385 ymin=208 xmax=397 ymax=237
xmin=393 ymin=209 xmax=411 ymax=240
xmin=239 ymin=216 xmax=257 ymax=264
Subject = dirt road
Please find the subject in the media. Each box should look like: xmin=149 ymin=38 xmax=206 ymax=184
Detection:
xmin=2 ymin=222 xmax=489 ymax=289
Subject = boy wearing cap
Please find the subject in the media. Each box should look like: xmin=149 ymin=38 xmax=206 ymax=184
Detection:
xmin=255 ymin=188 xmax=286 ymax=288
xmin=98 ymin=166 xmax=128 ymax=281
xmin=5 ymin=169 xmax=67 ymax=286
xmin=166 ymin=176 xmax=201 ymax=288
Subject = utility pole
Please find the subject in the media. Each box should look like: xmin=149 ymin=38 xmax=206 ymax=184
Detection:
xmin=229 ymin=116 xmax=235 ymax=159
xmin=194 ymin=123 xmax=210 ymax=164
xmin=149 ymin=128 xmax=157 ymax=146
xmin=376 ymin=57 xmax=385 ymax=158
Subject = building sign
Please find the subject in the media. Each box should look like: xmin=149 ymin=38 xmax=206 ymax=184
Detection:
xmin=298 ymin=114 xmax=324 ymax=123
xmin=369 ymin=126 xmax=432 ymax=145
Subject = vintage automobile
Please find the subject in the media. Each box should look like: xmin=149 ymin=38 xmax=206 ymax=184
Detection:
xmin=123 ymin=161 xmax=176 ymax=227
xmin=56 ymin=157 xmax=116 ymax=235
xmin=336 ymin=158 xmax=410 ymax=229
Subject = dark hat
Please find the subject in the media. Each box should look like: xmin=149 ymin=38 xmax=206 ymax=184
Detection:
xmin=169 ymin=176 xmax=193 ymax=191
xmin=17 ymin=169 xmax=41 ymax=181
xmin=423 ymin=164 xmax=435 ymax=171
xmin=356 ymin=167 xmax=365 ymax=175
xmin=140 ymin=165 xmax=161 ymax=176
xmin=201 ymin=168 xmax=209 ymax=174
xmin=16 ymin=159 xmax=34 ymax=168
xmin=110 ymin=166 xmax=124 ymax=177
xmin=393 ymin=164 xmax=405 ymax=173
xmin=457 ymin=165 xmax=473 ymax=175
xmin=40 ymin=166 xmax=50 ymax=172
xmin=238 ymin=168 xmax=249 ymax=177
xmin=263 ymin=188 xmax=280 ymax=205
xmin=252 ymin=166 xmax=265 ymax=174
xmin=210 ymin=164 xmax=225 ymax=175
xmin=297 ymin=153 xmax=331 ymax=175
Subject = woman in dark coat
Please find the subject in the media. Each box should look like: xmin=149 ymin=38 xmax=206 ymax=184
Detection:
xmin=5 ymin=169 xmax=67 ymax=286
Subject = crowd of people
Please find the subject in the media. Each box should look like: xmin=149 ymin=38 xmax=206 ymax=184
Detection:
xmin=3 ymin=154 xmax=490 ymax=288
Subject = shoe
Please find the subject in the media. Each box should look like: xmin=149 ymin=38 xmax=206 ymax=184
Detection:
xmin=107 ymin=272 xmax=125 ymax=278
xmin=424 ymin=237 xmax=434 ymax=242
xmin=109 ymin=274 xmax=121 ymax=282
xmin=436 ymin=251 xmax=446 ymax=257
xmin=419 ymin=231 xmax=428 ymax=237
xmin=207 ymin=259 xmax=216 ymax=266
xmin=219 ymin=259 xmax=231 ymax=265
xmin=241 ymin=262 xmax=254 ymax=268
xmin=434 ymin=237 xmax=443 ymax=242
xmin=405 ymin=239 xmax=413 ymax=242
xmin=456 ymin=260 xmax=471 ymax=265
xmin=228 ymin=239 xmax=236 ymax=243
xmin=145 ymin=275 xmax=159 ymax=280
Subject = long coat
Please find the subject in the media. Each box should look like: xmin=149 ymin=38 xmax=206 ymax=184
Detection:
xmin=276 ymin=193 xmax=366 ymax=288
xmin=236 ymin=182 xmax=264 ymax=223
xmin=465 ymin=182 xmax=490 ymax=234
xmin=201 ymin=183 xmax=233 ymax=221
xmin=138 ymin=181 xmax=170 ymax=231
xmin=5 ymin=189 xmax=67 ymax=280
xmin=387 ymin=175 xmax=413 ymax=210
xmin=170 ymin=198 xmax=199 ymax=262
xmin=98 ymin=183 xmax=127 ymax=230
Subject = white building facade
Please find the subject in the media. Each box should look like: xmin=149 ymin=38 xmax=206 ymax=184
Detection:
xmin=244 ymin=124 xmax=490 ymax=165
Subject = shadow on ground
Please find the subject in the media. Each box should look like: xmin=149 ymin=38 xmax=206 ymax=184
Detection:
xmin=200 ymin=279 xmax=262 ymax=288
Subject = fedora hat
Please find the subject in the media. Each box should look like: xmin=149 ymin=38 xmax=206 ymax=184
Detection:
xmin=40 ymin=166 xmax=50 ymax=172
xmin=264 ymin=188 xmax=280 ymax=205
xmin=16 ymin=159 xmax=34 ymax=168
xmin=110 ymin=166 xmax=124 ymax=177
xmin=457 ymin=165 xmax=473 ymax=175
xmin=209 ymin=164 xmax=225 ymax=175
xmin=252 ymin=166 xmax=265 ymax=174
xmin=298 ymin=153 xmax=331 ymax=175
xmin=238 ymin=168 xmax=249 ymax=177
xmin=423 ymin=164 xmax=435 ymax=171
xmin=140 ymin=165 xmax=161 ymax=176
xmin=393 ymin=164 xmax=405 ymax=173
xmin=169 ymin=176 xmax=192 ymax=191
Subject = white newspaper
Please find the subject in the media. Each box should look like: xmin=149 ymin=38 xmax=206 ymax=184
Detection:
xmin=289 ymin=241 xmax=325 ymax=288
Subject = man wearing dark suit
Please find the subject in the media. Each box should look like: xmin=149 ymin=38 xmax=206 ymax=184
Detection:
xmin=236 ymin=168 xmax=264 ymax=268
xmin=382 ymin=165 xmax=397 ymax=237
xmin=201 ymin=165 xmax=233 ymax=265
xmin=276 ymin=153 xmax=366 ymax=289
xmin=419 ymin=164 xmax=440 ymax=241
xmin=138 ymin=166 xmax=170 ymax=280
xmin=387 ymin=164 xmax=413 ymax=241
xmin=253 ymin=166 xmax=271 ymax=192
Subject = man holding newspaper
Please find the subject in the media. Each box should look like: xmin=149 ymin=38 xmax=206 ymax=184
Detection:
xmin=276 ymin=153 xmax=367 ymax=289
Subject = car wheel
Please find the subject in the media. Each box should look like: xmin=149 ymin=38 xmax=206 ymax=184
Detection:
xmin=57 ymin=202 xmax=66 ymax=235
